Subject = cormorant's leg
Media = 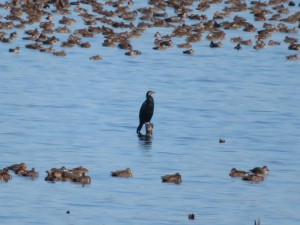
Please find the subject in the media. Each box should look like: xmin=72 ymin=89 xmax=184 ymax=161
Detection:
xmin=136 ymin=122 xmax=144 ymax=134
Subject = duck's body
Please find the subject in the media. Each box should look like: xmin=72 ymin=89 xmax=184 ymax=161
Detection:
xmin=183 ymin=48 xmax=195 ymax=54
xmin=69 ymin=166 xmax=89 ymax=176
xmin=161 ymin=173 xmax=182 ymax=184
xmin=7 ymin=163 xmax=27 ymax=174
xmin=229 ymin=168 xmax=248 ymax=177
xmin=286 ymin=54 xmax=299 ymax=60
xmin=90 ymin=55 xmax=102 ymax=60
xmin=9 ymin=46 xmax=20 ymax=53
xmin=0 ymin=168 xmax=12 ymax=182
xmin=249 ymin=166 xmax=269 ymax=175
xmin=111 ymin=168 xmax=133 ymax=178
xmin=53 ymin=51 xmax=66 ymax=56
xmin=210 ymin=40 xmax=222 ymax=48
xmin=75 ymin=172 xmax=91 ymax=185
xmin=23 ymin=168 xmax=39 ymax=178
xmin=242 ymin=174 xmax=264 ymax=182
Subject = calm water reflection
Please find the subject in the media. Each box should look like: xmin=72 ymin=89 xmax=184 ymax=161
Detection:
xmin=1 ymin=1 xmax=300 ymax=225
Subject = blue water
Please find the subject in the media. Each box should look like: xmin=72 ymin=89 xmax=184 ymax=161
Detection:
xmin=1 ymin=1 xmax=300 ymax=225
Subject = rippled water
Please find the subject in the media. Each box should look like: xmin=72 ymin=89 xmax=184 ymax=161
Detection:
xmin=1 ymin=1 xmax=300 ymax=225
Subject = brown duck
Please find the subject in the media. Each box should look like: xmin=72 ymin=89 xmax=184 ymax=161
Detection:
xmin=111 ymin=168 xmax=133 ymax=178
xmin=161 ymin=173 xmax=182 ymax=184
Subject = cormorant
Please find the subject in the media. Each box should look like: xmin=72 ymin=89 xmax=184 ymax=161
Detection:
xmin=136 ymin=90 xmax=155 ymax=134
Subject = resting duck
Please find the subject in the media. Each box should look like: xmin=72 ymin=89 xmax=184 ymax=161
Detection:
xmin=210 ymin=40 xmax=222 ymax=48
xmin=286 ymin=54 xmax=299 ymax=60
xmin=161 ymin=173 xmax=182 ymax=184
xmin=69 ymin=166 xmax=89 ymax=176
xmin=242 ymin=174 xmax=264 ymax=182
xmin=62 ymin=171 xmax=79 ymax=182
xmin=183 ymin=49 xmax=195 ymax=54
xmin=229 ymin=168 xmax=248 ymax=177
xmin=7 ymin=163 xmax=27 ymax=174
xmin=90 ymin=55 xmax=102 ymax=60
xmin=249 ymin=166 xmax=269 ymax=175
xmin=75 ymin=172 xmax=91 ymax=185
xmin=234 ymin=43 xmax=242 ymax=50
xmin=0 ymin=168 xmax=12 ymax=182
xmin=111 ymin=168 xmax=133 ymax=178
xmin=125 ymin=49 xmax=141 ymax=56
xmin=23 ymin=168 xmax=39 ymax=178
xmin=53 ymin=51 xmax=66 ymax=56
xmin=9 ymin=46 xmax=20 ymax=53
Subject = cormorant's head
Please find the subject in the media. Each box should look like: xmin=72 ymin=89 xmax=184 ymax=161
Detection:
xmin=146 ymin=90 xmax=155 ymax=97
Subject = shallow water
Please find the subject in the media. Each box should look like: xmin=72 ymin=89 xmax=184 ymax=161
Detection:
xmin=1 ymin=1 xmax=300 ymax=225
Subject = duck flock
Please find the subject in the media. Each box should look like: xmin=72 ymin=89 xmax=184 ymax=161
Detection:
xmin=0 ymin=162 xmax=270 ymax=184
xmin=0 ymin=0 xmax=299 ymax=59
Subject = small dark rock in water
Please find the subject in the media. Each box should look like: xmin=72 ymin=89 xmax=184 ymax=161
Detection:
xmin=66 ymin=210 xmax=70 ymax=214
xmin=219 ymin=139 xmax=225 ymax=143
xmin=188 ymin=213 xmax=195 ymax=220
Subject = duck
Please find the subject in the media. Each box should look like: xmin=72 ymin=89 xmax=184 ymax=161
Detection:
xmin=0 ymin=168 xmax=12 ymax=182
xmin=210 ymin=40 xmax=222 ymax=48
xmin=188 ymin=213 xmax=195 ymax=220
xmin=25 ymin=43 xmax=42 ymax=50
xmin=138 ymin=122 xmax=154 ymax=141
xmin=59 ymin=16 xmax=76 ymax=25
xmin=111 ymin=168 xmax=133 ymax=178
xmin=242 ymin=174 xmax=264 ymax=182
xmin=45 ymin=166 xmax=67 ymax=181
xmin=23 ymin=168 xmax=39 ymax=178
xmin=284 ymin=36 xmax=298 ymax=43
xmin=177 ymin=42 xmax=192 ymax=48
xmin=253 ymin=40 xmax=266 ymax=50
xmin=288 ymin=43 xmax=300 ymax=50
xmin=183 ymin=49 xmax=195 ymax=54
xmin=80 ymin=42 xmax=91 ymax=48
xmin=229 ymin=168 xmax=248 ymax=177
xmin=144 ymin=122 xmax=154 ymax=137
xmin=61 ymin=42 xmax=74 ymax=48
xmin=249 ymin=166 xmax=269 ymax=175
xmin=230 ymin=36 xmax=243 ymax=43
xmin=286 ymin=54 xmax=299 ymax=60
xmin=68 ymin=166 xmax=89 ymax=176
xmin=240 ymin=39 xmax=253 ymax=46
xmin=9 ymin=46 xmax=20 ymax=53
xmin=55 ymin=26 xmax=71 ymax=33
xmin=102 ymin=39 xmax=115 ymax=47
xmin=153 ymin=45 xmax=167 ymax=50
xmin=118 ymin=42 xmax=132 ymax=50
xmin=40 ymin=46 xmax=55 ymax=53
xmin=219 ymin=139 xmax=225 ymax=143
xmin=7 ymin=162 xmax=27 ymax=174
xmin=62 ymin=171 xmax=80 ymax=182
xmin=90 ymin=54 xmax=102 ymax=60
xmin=53 ymin=51 xmax=66 ymax=56
xmin=124 ymin=49 xmax=141 ymax=56
xmin=75 ymin=172 xmax=91 ymax=185
xmin=268 ymin=40 xmax=280 ymax=46
xmin=234 ymin=43 xmax=242 ymax=50
xmin=161 ymin=173 xmax=182 ymax=184
xmin=159 ymin=39 xmax=174 ymax=47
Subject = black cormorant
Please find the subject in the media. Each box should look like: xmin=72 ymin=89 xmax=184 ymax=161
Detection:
xmin=136 ymin=90 xmax=155 ymax=134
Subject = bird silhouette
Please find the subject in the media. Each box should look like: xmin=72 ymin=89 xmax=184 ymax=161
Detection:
xmin=137 ymin=90 xmax=155 ymax=134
